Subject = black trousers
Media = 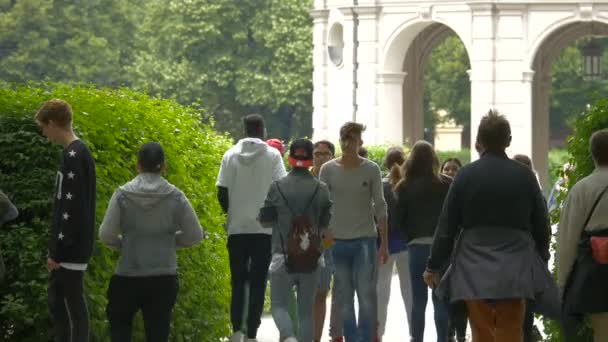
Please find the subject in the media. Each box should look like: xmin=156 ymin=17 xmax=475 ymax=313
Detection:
xmin=449 ymin=301 xmax=468 ymax=341
xmin=48 ymin=268 xmax=89 ymax=342
xmin=106 ymin=275 xmax=179 ymax=342
xmin=227 ymin=234 xmax=272 ymax=338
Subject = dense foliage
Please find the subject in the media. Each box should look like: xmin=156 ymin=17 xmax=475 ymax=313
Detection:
xmin=0 ymin=83 xmax=232 ymax=341
xmin=1 ymin=0 xmax=601 ymax=143
xmin=0 ymin=0 xmax=313 ymax=140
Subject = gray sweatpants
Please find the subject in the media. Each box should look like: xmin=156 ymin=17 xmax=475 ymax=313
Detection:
xmin=271 ymin=265 xmax=320 ymax=342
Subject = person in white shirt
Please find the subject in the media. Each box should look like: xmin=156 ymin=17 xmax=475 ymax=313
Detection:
xmin=217 ymin=114 xmax=287 ymax=342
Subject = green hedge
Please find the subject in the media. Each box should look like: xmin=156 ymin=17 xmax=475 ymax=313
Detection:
xmin=543 ymin=97 xmax=608 ymax=341
xmin=0 ymin=83 xmax=232 ymax=341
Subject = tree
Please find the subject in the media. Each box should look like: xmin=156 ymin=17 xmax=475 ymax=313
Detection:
xmin=0 ymin=0 xmax=141 ymax=86
xmin=128 ymin=0 xmax=313 ymax=139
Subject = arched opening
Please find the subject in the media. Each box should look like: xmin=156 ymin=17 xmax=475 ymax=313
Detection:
xmin=531 ymin=21 xmax=608 ymax=189
xmin=406 ymin=24 xmax=471 ymax=148
xmin=381 ymin=21 xmax=471 ymax=149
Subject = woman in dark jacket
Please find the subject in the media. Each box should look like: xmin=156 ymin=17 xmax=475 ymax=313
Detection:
xmin=395 ymin=141 xmax=451 ymax=342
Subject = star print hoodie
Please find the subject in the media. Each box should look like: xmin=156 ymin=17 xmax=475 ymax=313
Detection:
xmin=99 ymin=173 xmax=204 ymax=276
xmin=49 ymin=140 xmax=96 ymax=264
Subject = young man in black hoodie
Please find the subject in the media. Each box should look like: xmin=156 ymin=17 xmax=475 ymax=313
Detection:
xmin=36 ymin=99 xmax=96 ymax=342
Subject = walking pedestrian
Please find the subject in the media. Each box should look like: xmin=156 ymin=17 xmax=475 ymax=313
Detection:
xmin=36 ymin=99 xmax=96 ymax=342
xmin=558 ymin=128 xmax=608 ymax=342
xmin=217 ymin=114 xmax=287 ymax=342
xmin=319 ymin=122 xmax=388 ymax=342
xmin=394 ymin=141 xmax=451 ymax=342
xmin=311 ymin=140 xmax=344 ymax=342
xmin=260 ymin=138 xmax=333 ymax=342
xmin=376 ymin=147 xmax=413 ymax=341
xmin=100 ymin=142 xmax=204 ymax=341
xmin=424 ymin=110 xmax=552 ymax=342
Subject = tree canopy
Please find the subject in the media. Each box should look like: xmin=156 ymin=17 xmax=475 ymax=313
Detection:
xmin=0 ymin=0 xmax=605 ymax=141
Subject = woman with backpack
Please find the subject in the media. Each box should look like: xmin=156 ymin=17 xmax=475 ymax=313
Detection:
xmin=259 ymin=139 xmax=333 ymax=342
xmin=99 ymin=142 xmax=204 ymax=342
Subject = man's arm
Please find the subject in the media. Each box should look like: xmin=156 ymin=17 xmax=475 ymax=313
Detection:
xmin=427 ymin=176 xmax=462 ymax=272
xmin=529 ymin=172 xmax=551 ymax=262
xmin=217 ymin=186 xmax=229 ymax=214
xmin=175 ymin=194 xmax=204 ymax=248
xmin=0 ymin=191 xmax=18 ymax=225
xmin=258 ymin=182 xmax=279 ymax=228
xmin=557 ymin=187 xmax=585 ymax=289
xmin=52 ymin=150 xmax=89 ymax=260
xmin=216 ymin=153 xmax=233 ymax=214
xmin=371 ymin=164 xmax=389 ymax=262
xmin=99 ymin=191 xmax=123 ymax=250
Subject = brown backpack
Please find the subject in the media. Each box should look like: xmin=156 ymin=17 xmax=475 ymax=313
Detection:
xmin=276 ymin=184 xmax=322 ymax=274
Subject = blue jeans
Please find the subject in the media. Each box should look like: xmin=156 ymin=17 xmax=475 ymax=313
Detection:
xmin=333 ymin=238 xmax=378 ymax=342
xmin=408 ymin=243 xmax=449 ymax=342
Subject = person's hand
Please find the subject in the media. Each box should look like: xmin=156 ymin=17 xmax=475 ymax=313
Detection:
xmin=423 ymin=270 xmax=438 ymax=289
xmin=378 ymin=243 xmax=389 ymax=265
xmin=47 ymin=258 xmax=60 ymax=272
xmin=322 ymin=231 xmax=336 ymax=249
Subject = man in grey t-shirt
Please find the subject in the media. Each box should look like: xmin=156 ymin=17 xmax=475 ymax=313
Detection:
xmin=319 ymin=122 xmax=388 ymax=342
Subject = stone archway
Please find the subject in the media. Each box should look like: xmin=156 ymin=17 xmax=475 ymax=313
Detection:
xmin=379 ymin=19 xmax=472 ymax=146
xmin=401 ymin=23 xmax=469 ymax=145
xmin=531 ymin=21 xmax=608 ymax=188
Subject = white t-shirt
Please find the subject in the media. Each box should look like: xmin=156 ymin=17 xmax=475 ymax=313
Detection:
xmin=217 ymin=138 xmax=287 ymax=235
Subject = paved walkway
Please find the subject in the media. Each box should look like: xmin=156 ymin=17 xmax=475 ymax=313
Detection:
xmin=257 ymin=274 xmax=446 ymax=341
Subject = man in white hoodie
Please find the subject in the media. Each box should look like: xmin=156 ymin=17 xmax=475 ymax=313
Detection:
xmin=217 ymin=114 xmax=287 ymax=342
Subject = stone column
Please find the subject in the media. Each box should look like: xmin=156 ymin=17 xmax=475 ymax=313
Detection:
xmin=377 ymin=72 xmax=407 ymax=145
xmin=310 ymin=9 xmax=330 ymax=141
xmin=468 ymin=3 xmax=497 ymax=160
xmin=494 ymin=5 xmax=532 ymax=160
xmin=353 ymin=5 xmax=382 ymax=144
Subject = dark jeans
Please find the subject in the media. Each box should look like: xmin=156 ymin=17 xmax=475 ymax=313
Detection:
xmin=48 ymin=268 xmax=89 ymax=342
xmin=228 ymin=234 xmax=272 ymax=338
xmin=106 ymin=275 xmax=179 ymax=342
xmin=449 ymin=302 xmax=467 ymax=341
xmin=409 ymin=243 xmax=449 ymax=342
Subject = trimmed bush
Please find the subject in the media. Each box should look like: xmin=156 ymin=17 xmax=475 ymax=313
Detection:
xmin=0 ymin=83 xmax=232 ymax=341
xmin=543 ymin=98 xmax=608 ymax=341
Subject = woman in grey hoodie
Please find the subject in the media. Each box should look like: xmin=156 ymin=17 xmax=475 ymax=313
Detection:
xmin=99 ymin=142 xmax=204 ymax=342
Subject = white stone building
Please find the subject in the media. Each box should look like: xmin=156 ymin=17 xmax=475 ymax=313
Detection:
xmin=310 ymin=0 xmax=608 ymax=188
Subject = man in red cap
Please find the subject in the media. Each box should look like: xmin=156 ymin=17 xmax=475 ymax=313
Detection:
xmin=259 ymin=138 xmax=333 ymax=342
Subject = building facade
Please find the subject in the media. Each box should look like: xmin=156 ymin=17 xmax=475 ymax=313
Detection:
xmin=311 ymin=0 xmax=608 ymax=188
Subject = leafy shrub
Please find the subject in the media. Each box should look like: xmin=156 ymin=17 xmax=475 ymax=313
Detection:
xmin=0 ymin=83 xmax=232 ymax=341
xmin=542 ymin=98 xmax=608 ymax=341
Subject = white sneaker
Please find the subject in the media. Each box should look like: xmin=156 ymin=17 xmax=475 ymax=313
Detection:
xmin=229 ymin=332 xmax=245 ymax=342
xmin=283 ymin=337 xmax=298 ymax=342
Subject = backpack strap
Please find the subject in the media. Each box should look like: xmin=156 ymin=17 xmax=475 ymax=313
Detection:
xmin=581 ymin=184 xmax=608 ymax=237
